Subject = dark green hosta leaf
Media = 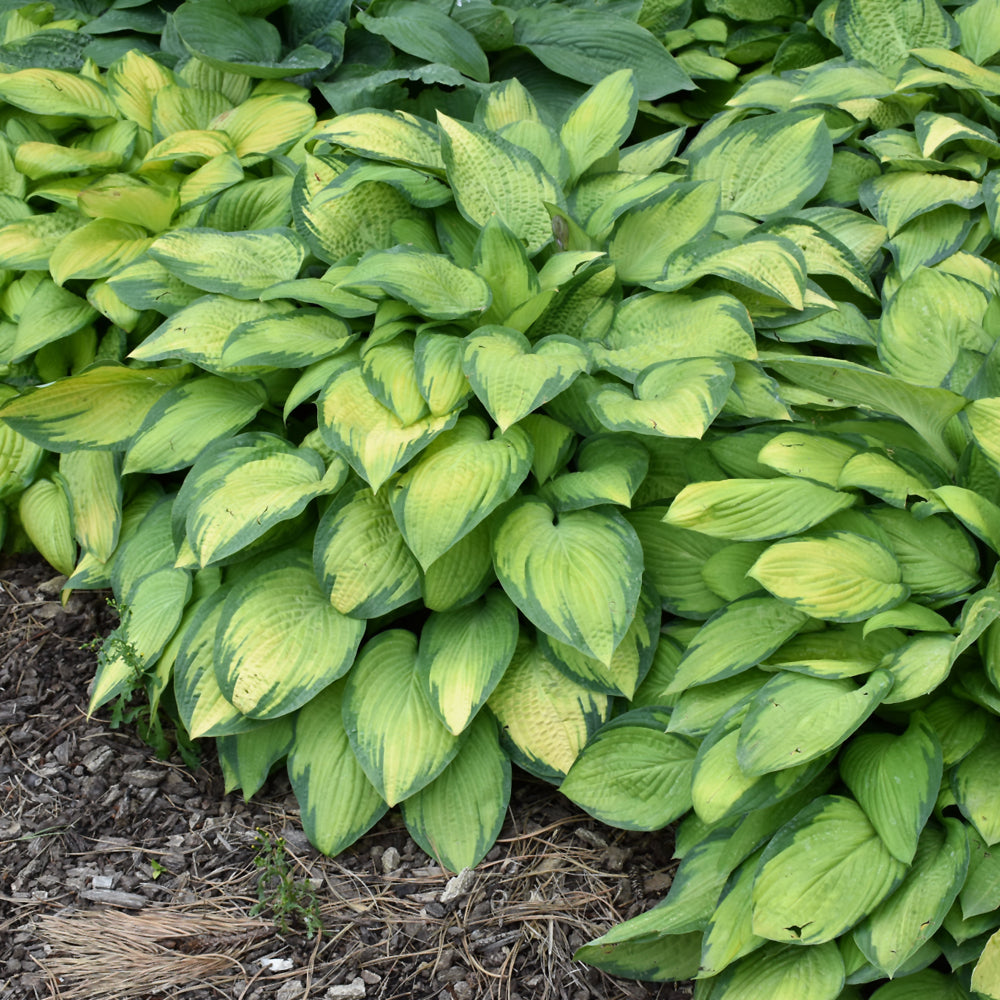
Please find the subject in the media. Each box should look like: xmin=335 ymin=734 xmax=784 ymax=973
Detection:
xmin=214 ymin=551 xmax=365 ymax=720
xmin=560 ymin=708 xmax=696 ymax=831
xmin=357 ymin=0 xmax=489 ymax=82
xmin=492 ymin=497 xmax=642 ymax=666
xmin=174 ymin=0 xmax=332 ymax=78
xmin=510 ymin=6 xmax=693 ymax=100
xmin=751 ymin=795 xmax=907 ymax=945
xmin=840 ymin=713 xmax=943 ymax=864
xmin=688 ymin=111 xmax=832 ymax=219
xmin=401 ymin=712 xmax=511 ymax=873
xmin=343 ymin=630 xmax=462 ymax=806
xmin=288 ymin=679 xmax=388 ymax=856
xmin=854 ymin=818 xmax=969 ymax=978
xmin=737 ymin=670 xmax=894 ymax=776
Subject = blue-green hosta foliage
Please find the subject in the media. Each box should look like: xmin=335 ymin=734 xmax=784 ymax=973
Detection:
xmin=8 ymin=0 xmax=1000 ymax=996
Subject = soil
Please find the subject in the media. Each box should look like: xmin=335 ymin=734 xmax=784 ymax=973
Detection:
xmin=0 ymin=556 xmax=694 ymax=1000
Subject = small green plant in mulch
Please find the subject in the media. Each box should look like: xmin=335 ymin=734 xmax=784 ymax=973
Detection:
xmin=250 ymin=829 xmax=323 ymax=940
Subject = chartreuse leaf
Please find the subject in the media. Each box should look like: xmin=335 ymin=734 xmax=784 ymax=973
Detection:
xmin=79 ymin=174 xmax=179 ymax=233
xmin=952 ymin=731 xmax=1000 ymax=845
xmin=463 ymin=327 xmax=589 ymax=432
xmin=511 ymin=6 xmax=692 ymax=100
xmin=221 ymin=310 xmax=355 ymax=369
xmin=178 ymin=433 xmax=336 ymax=567
xmin=214 ymin=551 xmax=364 ymax=720
xmin=123 ymin=377 xmax=267 ymax=475
xmin=7 ymin=278 xmax=96 ymax=363
xmin=486 ymin=634 xmax=611 ymax=781
xmin=389 ymin=417 xmax=532 ymax=569
xmin=0 ymin=365 xmax=185 ymax=452
xmin=319 ymin=363 xmax=457 ymax=492
xmin=148 ymin=228 xmax=305 ymax=300
xmin=966 ymin=399 xmax=1000 ymax=482
xmin=172 ymin=592 xmax=260 ymax=739
xmin=560 ymin=69 xmax=637 ymax=183
xmin=668 ymin=597 xmax=810 ymax=694
xmin=561 ymin=707 xmax=695 ymax=830
xmin=764 ymin=625 xmax=905 ymax=680
xmin=413 ymin=332 xmax=474 ymax=416
xmin=343 ymin=247 xmax=491 ymax=321
xmin=854 ymin=818 xmax=969 ymax=978
xmin=689 ymin=112 xmax=832 ymax=219
xmin=0 ymin=412 xmax=44 ymax=501
xmin=422 ymin=522 xmax=494 ymax=613
xmin=314 ymin=483 xmax=420 ymax=618
xmin=218 ymin=715 xmax=294 ymax=799
xmin=699 ymin=848 xmax=768 ymax=979
xmin=664 ymin=478 xmax=855 ymax=540
xmin=18 ymin=476 xmax=75 ymax=576
xmin=597 ymin=291 xmax=756 ymax=381
xmin=343 ymin=630 xmax=462 ymax=806
xmin=131 ymin=296 xmax=294 ymax=372
xmin=60 ymin=450 xmax=121 ymax=563
xmin=357 ymin=0 xmax=488 ymax=82
xmin=288 ymin=679 xmax=388 ymax=857
xmin=833 ymin=0 xmax=959 ymax=74
xmin=50 ymin=220 xmax=152 ymax=286
xmin=738 ymin=670 xmax=894 ymax=776
xmin=707 ymin=941 xmax=845 ymax=1000
xmin=573 ymin=932 xmax=703 ymax=982
xmin=749 ymin=532 xmax=909 ymax=622
xmin=608 ymin=181 xmax=719 ymax=284
xmin=840 ymin=713 xmax=943 ymax=864
xmin=401 ymin=712 xmax=511 ymax=873
xmin=415 ymin=590 xmax=519 ymax=736
xmin=0 ymin=211 xmax=81 ymax=272
xmin=757 ymin=432 xmax=859 ymax=487
xmin=539 ymin=584 xmax=660 ymax=698
xmin=974 ymin=930 xmax=1000 ymax=1000
xmin=472 ymin=216 xmax=539 ymax=328
xmin=315 ymin=110 xmax=444 ymax=172
xmin=861 ymin=173 xmax=982 ymax=239
xmin=0 ymin=68 xmax=117 ymax=117
xmin=540 ymin=434 xmax=648 ymax=513
xmin=492 ymin=497 xmax=642 ymax=666
xmin=591 ymin=358 xmax=735 ymax=440
xmin=751 ymin=796 xmax=906 ymax=945
xmin=439 ymin=114 xmax=563 ymax=256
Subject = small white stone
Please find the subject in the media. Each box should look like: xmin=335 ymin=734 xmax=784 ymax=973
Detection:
xmin=324 ymin=977 xmax=366 ymax=999
xmin=90 ymin=874 xmax=114 ymax=890
xmin=439 ymin=867 xmax=476 ymax=904
xmin=380 ymin=846 xmax=400 ymax=874
xmin=260 ymin=957 xmax=295 ymax=972
xmin=275 ymin=979 xmax=305 ymax=1000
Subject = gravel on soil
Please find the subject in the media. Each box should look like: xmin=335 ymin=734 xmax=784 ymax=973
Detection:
xmin=1 ymin=556 xmax=694 ymax=1000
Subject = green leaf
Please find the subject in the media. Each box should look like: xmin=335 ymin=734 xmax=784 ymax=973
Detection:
xmin=401 ymin=712 xmax=511 ymax=873
xmin=737 ymin=670 xmax=894 ymax=776
xmin=319 ymin=362 xmax=457 ymax=492
xmin=833 ymin=0 xmax=960 ymax=75
xmin=357 ymin=0 xmax=488 ymax=82
xmin=214 ymin=551 xmax=364 ymax=719
xmin=709 ymin=942 xmax=845 ymax=1000
xmin=314 ymin=109 xmax=445 ymax=173
xmin=854 ymin=818 xmax=969 ymax=978
xmin=7 ymin=278 xmax=96 ymax=363
xmin=860 ymin=172 xmax=982 ymax=238
xmin=689 ymin=112 xmax=832 ymax=219
xmin=439 ymin=113 xmax=564 ymax=256
xmin=343 ymin=630 xmax=463 ymax=806
xmin=288 ymin=679 xmax=388 ymax=856
xmin=540 ymin=433 xmax=648 ymax=513
xmin=764 ymin=625 xmax=905 ymax=680
xmin=751 ymin=795 xmax=907 ymax=945
xmin=18 ymin=476 xmax=75 ymax=576
xmin=510 ymin=6 xmax=693 ymax=100
xmin=221 ymin=310 xmax=355 ymax=369
xmin=123 ymin=377 xmax=267 ymax=475
xmin=0 ymin=67 xmax=116 ymax=117
xmin=590 ymin=358 xmax=735 ymax=440
xmin=664 ymin=478 xmax=855 ymax=540
xmin=668 ymin=597 xmax=810 ymax=693
xmin=0 ymin=364 xmax=184 ymax=452
xmin=840 ymin=713 xmax=943 ymax=864
xmin=148 ymin=228 xmax=305 ymax=300
xmin=416 ymin=590 xmax=519 ymax=736
xmin=492 ymin=497 xmax=642 ymax=665
xmin=313 ymin=483 xmax=421 ymax=618
xmin=560 ymin=69 xmax=638 ymax=183
xmin=952 ymin=731 xmax=1000 ymax=845
xmin=218 ymin=715 xmax=294 ymax=799
xmin=463 ymin=327 xmax=589 ymax=432
xmin=50 ymin=220 xmax=152 ymax=285
xmin=60 ymin=450 xmax=121 ymax=564
xmin=748 ymin=532 xmax=909 ymax=622
xmin=486 ymin=634 xmax=611 ymax=781
xmin=560 ymin=709 xmax=696 ymax=830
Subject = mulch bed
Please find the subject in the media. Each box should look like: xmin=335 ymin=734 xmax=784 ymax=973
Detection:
xmin=0 ymin=556 xmax=693 ymax=1000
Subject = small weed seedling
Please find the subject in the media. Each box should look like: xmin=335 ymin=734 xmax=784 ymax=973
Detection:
xmin=250 ymin=830 xmax=323 ymax=939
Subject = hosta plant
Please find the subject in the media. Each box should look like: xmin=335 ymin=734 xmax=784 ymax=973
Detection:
xmin=7 ymin=0 xmax=1000 ymax=998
